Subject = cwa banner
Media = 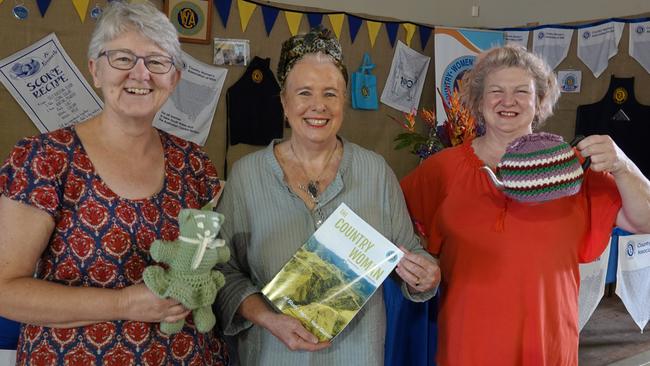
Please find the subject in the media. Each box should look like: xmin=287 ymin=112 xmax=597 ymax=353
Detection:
xmin=434 ymin=27 xmax=503 ymax=125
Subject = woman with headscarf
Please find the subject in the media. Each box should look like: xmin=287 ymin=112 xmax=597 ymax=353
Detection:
xmin=214 ymin=26 xmax=440 ymax=365
xmin=0 ymin=2 xmax=229 ymax=364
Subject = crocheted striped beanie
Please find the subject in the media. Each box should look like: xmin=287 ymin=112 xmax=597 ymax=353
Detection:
xmin=496 ymin=132 xmax=584 ymax=202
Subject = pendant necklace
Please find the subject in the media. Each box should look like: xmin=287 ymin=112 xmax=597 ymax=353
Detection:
xmin=290 ymin=140 xmax=338 ymax=202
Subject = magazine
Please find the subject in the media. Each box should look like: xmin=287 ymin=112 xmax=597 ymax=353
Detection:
xmin=261 ymin=202 xmax=404 ymax=341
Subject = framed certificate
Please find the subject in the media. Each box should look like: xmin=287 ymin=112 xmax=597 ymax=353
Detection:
xmin=164 ymin=0 xmax=213 ymax=44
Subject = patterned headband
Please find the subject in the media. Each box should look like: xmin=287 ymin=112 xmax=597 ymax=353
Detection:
xmin=277 ymin=25 xmax=348 ymax=87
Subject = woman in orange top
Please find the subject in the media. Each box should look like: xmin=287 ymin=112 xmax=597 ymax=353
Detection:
xmin=401 ymin=45 xmax=650 ymax=365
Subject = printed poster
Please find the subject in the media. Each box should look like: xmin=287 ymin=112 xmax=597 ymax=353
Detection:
xmin=154 ymin=51 xmax=227 ymax=146
xmin=558 ymin=70 xmax=582 ymax=93
xmin=505 ymin=30 xmax=530 ymax=49
xmin=0 ymin=33 xmax=103 ymax=132
xmin=434 ymin=27 xmax=503 ymax=125
xmin=380 ymin=41 xmax=430 ymax=113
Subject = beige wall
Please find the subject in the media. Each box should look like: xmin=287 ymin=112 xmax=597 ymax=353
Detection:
xmin=271 ymin=0 xmax=650 ymax=28
xmin=0 ymin=0 xmax=649 ymax=181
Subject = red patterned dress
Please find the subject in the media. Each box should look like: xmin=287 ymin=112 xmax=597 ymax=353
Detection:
xmin=0 ymin=127 xmax=230 ymax=366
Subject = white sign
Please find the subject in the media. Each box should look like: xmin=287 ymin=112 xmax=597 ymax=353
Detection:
xmin=558 ymin=70 xmax=582 ymax=93
xmin=154 ymin=51 xmax=227 ymax=146
xmin=0 ymin=33 xmax=103 ymax=132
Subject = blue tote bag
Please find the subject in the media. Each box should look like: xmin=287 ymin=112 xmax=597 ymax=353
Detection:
xmin=351 ymin=53 xmax=379 ymax=110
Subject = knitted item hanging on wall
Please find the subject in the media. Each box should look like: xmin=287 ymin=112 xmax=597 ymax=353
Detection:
xmin=143 ymin=208 xmax=230 ymax=334
xmin=495 ymin=132 xmax=585 ymax=202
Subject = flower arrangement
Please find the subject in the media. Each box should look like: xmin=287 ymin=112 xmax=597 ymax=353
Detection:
xmin=391 ymin=86 xmax=481 ymax=160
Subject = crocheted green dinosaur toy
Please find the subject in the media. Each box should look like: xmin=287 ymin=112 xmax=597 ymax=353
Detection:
xmin=143 ymin=207 xmax=230 ymax=334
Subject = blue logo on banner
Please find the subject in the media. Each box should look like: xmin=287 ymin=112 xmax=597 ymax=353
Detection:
xmin=636 ymin=25 xmax=645 ymax=34
xmin=441 ymin=55 xmax=475 ymax=102
xmin=627 ymin=241 xmax=635 ymax=257
xmin=582 ymin=31 xmax=591 ymax=39
xmin=11 ymin=58 xmax=41 ymax=79
xmin=537 ymin=32 xmax=545 ymax=39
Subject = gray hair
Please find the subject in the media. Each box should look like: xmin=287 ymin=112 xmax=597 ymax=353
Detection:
xmin=87 ymin=1 xmax=183 ymax=69
xmin=461 ymin=45 xmax=560 ymax=129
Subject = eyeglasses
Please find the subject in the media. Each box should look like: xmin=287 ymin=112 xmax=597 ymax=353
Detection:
xmin=98 ymin=49 xmax=175 ymax=74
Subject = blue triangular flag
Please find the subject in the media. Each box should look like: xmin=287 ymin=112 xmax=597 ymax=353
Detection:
xmin=348 ymin=15 xmax=362 ymax=43
xmin=261 ymin=6 xmax=280 ymax=36
xmin=419 ymin=26 xmax=432 ymax=50
xmin=307 ymin=13 xmax=323 ymax=29
xmin=36 ymin=0 xmax=52 ymax=17
xmin=386 ymin=23 xmax=399 ymax=47
xmin=214 ymin=0 xmax=232 ymax=28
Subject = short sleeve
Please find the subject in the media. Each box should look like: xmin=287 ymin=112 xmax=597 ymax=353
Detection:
xmin=0 ymin=135 xmax=67 ymax=218
xmin=578 ymin=169 xmax=622 ymax=263
xmin=400 ymin=156 xmax=447 ymax=255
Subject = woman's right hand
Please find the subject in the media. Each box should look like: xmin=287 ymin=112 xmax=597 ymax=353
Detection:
xmin=260 ymin=312 xmax=331 ymax=352
xmin=119 ymin=283 xmax=190 ymax=324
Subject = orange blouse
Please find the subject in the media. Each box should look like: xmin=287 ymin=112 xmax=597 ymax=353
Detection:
xmin=401 ymin=140 xmax=621 ymax=366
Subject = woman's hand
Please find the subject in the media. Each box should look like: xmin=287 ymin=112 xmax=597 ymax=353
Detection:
xmin=576 ymin=135 xmax=629 ymax=176
xmin=119 ymin=283 xmax=190 ymax=324
xmin=260 ymin=312 xmax=331 ymax=352
xmin=395 ymin=246 xmax=441 ymax=293
xmin=238 ymin=293 xmax=330 ymax=352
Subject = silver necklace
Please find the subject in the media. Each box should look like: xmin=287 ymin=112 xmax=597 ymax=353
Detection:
xmin=290 ymin=140 xmax=338 ymax=202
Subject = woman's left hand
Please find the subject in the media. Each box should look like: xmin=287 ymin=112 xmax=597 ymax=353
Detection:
xmin=576 ymin=135 xmax=629 ymax=176
xmin=395 ymin=246 xmax=441 ymax=293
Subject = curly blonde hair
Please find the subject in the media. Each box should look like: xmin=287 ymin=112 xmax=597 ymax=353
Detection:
xmin=460 ymin=45 xmax=560 ymax=130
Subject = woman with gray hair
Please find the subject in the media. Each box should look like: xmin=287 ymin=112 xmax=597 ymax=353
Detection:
xmin=0 ymin=1 xmax=229 ymax=364
xmin=401 ymin=45 xmax=650 ymax=365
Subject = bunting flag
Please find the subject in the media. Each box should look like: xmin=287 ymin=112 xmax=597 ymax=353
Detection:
xmin=36 ymin=0 xmax=52 ymax=17
xmin=327 ymin=14 xmax=345 ymax=40
xmin=71 ymin=0 xmax=90 ymax=23
xmin=505 ymin=30 xmax=529 ymax=49
xmin=577 ymin=21 xmax=624 ymax=77
xmin=367 ymin=21 xmax=382 ymax=48
xmin=403 ymin=23 xmax=416 ymax=47
xmin=531 ymin=27 xmax=573 ymax=70
xmin=237 ymin=0 xmax=256 ymax=32
xmin=348 ymin=15 xmax=362 ymax=43
xmin=0 ymin=0 xmax=5 ymax=4
xmin=386 ymin=23 xmax=399 ymax=47
xmin=419 ymin=26 xmax=432 ymax=50
xmin=629 ymin=20 xmax=650 ymax=74
xmin=214 ymin=0 xmax=232 ymax=28
xmin=261 ymin=6 xmax=279 ymax=36
xmin=284 ymin=11 xmax=303 ymax=36
xmin=307 ymin=13 xmax=323 ymax=29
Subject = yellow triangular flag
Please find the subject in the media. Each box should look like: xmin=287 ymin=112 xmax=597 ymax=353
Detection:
xmin=403 ymin=23 xmax=416 ymax=47
xmin=71 ymin=0 xmax=90 ymax=23
xmin=367 ymin=21 xmax=381 ymax=48
xmin=284 ymin=11 xmax=302 ymax=36
xmin=327 ymin=14 xmax=344 ymax=40
xmin=237 ymin=0 xmax=256 ymax=32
